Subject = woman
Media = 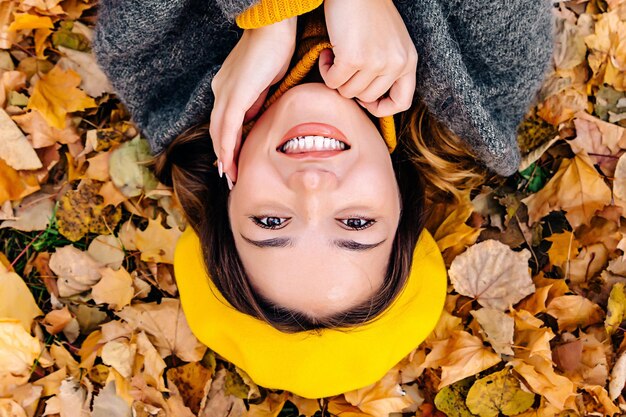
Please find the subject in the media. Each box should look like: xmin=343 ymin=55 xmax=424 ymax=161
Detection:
xmin=93 ymin=0 xmax=555 ymax=398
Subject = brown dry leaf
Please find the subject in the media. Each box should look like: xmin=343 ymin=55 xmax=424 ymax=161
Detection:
xmin=0 ymin=107 xmax=41 ymax=170
xmin=422 ymin=330 xmax=501 ymax=389
xmin=0 ymin=158 xmax=40 ymax=205
xmin=98 ymin=180 xmax=128 ymax=207
xmin=568 ymin=243 xmax=609 ymax=287
xmin=199 ymin=368 xmax=246 ymax=417
xmin=91 ymin=267 xmax=134 ymax=310
xmin=87 ymin=235 xmax=124 ymax=270
xmin=581 ymin=385 xmax=620 ymax=416
xmin=135 ymin=216 xmax=182 ymax=264
xmin=448 ymin=240 xmax=535 ymax=310
xmin=49 ymin=244 xmax=103 ymax=297
xmin=57 ymin=46 xmax=114 ymax=98
xmin=0 ymin=270 xmax=43 ymax=331
xmin=523 ymin=153 xmax=612 ymax=228
xmin=613 ymin=152 xmax=626 ymax=212
xmin=41 ymin=306 xmax=72 ymax=335
xmin=12 ymin=110 xmax=81 ymax=149
xmin=135 ymin=332 xmax=167 ymax=392
xmin=85 ymin=150 xmax=111 ymax=182
xmin=55 ymin=179 xmax=122 ymax=242
xmin=563 ymin=331 xmax=609 ymax=387
xmin=0 ymin=193 xmax=54 ymax=232
xmin=101 ymin=339 xmax=136 ymax=379
xmin=246 ymin=392 xmax=290 ymax=417
xmin=511 ymin=356 xmax=576 ymax=411
xmin=536 ymin=83 xmax=589 ymax=126
xmin=116 ymin=298 xmax=207 ymax=362
xmin=470 ymin=308 xmax=514 ymax=356
xmin=343 ymin=368 xmax=414 ymax=416
xmin=166 ymin=362 xmax=213 ymax=415
xmin=26 ymin=65 xmax=96 ymax=129
xmin=546 ymin=295 xmax=604 ymax=332
xmin=567 ymin=111 xmax=626 ymax=176
xmin=433 ymin=199 xmax=482 ymax=260
xmin=287 ymin=395 xmax=321 ymax=417
xmin=609 ymin=349 xmax=626 ymax=401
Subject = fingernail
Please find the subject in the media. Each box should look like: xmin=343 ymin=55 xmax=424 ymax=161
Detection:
xmin=225 ymin=173 xmax=233 ymax=190
xmin=218 ymin=161 xmax=223 ymax=178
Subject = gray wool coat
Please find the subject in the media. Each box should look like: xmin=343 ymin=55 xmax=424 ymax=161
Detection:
xmin=93 ymin=0 xmax=556 ymax=176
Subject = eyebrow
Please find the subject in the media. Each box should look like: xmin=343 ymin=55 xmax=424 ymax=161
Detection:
xmin=240 ymin=235 xmax=386 ymax=251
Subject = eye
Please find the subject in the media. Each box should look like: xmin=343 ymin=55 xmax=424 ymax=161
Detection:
xmin=340 ymin=218 xmax=376 ymax=230
xmin=251 ymin=216 xmax=290 ymax=230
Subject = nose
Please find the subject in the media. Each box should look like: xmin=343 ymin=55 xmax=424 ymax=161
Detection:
xmin=287 ymin=169 xmax=338 ymax=193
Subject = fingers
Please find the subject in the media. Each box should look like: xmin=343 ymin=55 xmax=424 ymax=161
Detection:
xmin=357 ymin=71 xmax=416 ymax=117
xmin=209 ymin=100 xmax=243 ymax=184
xmin=318 ymin=48 xmax=358 ymax=90
xmin=343 ymin=73 xmax=397 ymax=104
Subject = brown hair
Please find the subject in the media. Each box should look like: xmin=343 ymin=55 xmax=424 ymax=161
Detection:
xmin=154 ymin=97 xmax=483 ymax=333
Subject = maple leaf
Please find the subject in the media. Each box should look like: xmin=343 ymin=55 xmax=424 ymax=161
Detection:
xmin=523 ymin=153 xmax=612 ymax=228
xmin=0 ymin=271 xmax=42 ymax=331
xmin=91 ymin=267 xmax=134 ymax=311
xmin=343 ymin=369 xmax=414 ymax=416
xmin=7 ymin=13 xmax=53 ymax=31
xmin=0 ymin=158 xmax=40 ymax=205
xmin=26 ymin=65 xmax=96 ymax=129
xmin=546 ymin=231 xmax=579 ymax=268
xmin=448 ymin=240 xmax=535 ymax=311
xmin=134 ymin=216 xmax=182 ymax=264
xmin=12 ymin=110 xmax=81 ymax=149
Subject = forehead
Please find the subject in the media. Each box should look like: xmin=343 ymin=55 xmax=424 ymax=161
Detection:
xmin=233 ymin=232 xmax=394 ymax=318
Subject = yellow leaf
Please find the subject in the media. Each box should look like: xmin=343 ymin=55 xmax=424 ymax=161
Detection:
xmin=8 ymin=13 xmax=53 ymax=31
xmin=0 ymin=319 xmax=49 ymax=396
xmin=605 ymin=283 xmax=626 ymax=335
xmin=343 ymin=369 xmax=414 ymax=416
xmin=27 ymin=65 xmax=95 ymax=129
xmin=546 ymin=295 xmax=604 ymax=332
xmin=135 ymin=216 xmax=182 ymax=264
xmin=91 ymin=267 xmax=134 ymax=311
xmin=523 ymin=154 xmax=612 ymax=228
xmin=136 ymin=331 xmax=167 ymax=392
xmin=165 ymin=362 xmax=212 ymax=415
xmin=422 ymin=330 xmax=501 ymax=389
xmin=581 ymin=385 xmax=620 ymax=416
xmin=0 ymin=158 xmax=40 ymax=205
xmin=465 ymin=369 xmax=535 ymax=417
xmin=511 ymin=356 xmax=576 ymax=411
xmin=434 ymin=200 xmax=482 ymax=257
xmin=546 ymin=231 xmax=579 ymax=268
xmin=0 ymin=271 xmax=42 ymax=331
xmin=55 ymin=179 xmax=122 ymax=242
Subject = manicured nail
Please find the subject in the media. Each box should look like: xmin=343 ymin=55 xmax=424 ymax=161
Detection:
xmin=225 ymin=173 xmax=233 ymax=190
xmin=218 ymin=160 xmax=223 ymax=178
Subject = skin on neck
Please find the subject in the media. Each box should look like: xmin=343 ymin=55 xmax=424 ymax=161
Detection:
xmin=228 ymin=82 xmax=401 ymax=319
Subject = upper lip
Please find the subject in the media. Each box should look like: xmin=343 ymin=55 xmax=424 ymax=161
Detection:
xmin=277 ymin=122 xmax=350 ymax=151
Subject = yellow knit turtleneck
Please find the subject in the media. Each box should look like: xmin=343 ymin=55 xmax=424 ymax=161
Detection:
xmin=237 ymin=1 xmax=397 ymax=152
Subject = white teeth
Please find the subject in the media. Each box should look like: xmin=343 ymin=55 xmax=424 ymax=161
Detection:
xmin=280 ymin=136 xmax=349 ymax=153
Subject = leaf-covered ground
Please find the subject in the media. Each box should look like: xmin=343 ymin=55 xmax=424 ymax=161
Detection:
xmin=1 ymin=1 xmax=626 ymax=416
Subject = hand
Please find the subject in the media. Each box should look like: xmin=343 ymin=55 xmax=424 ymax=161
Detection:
xmin=320 ymin=0 xmax=418 ymax=117
xmin=210 ymin=17 xmax=297 ymax=184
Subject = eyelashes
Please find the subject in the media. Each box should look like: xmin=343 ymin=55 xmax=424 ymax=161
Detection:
xmin=250 ymin=216 xmax=376 ymax=230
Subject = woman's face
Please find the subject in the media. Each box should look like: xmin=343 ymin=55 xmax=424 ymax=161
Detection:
xmin=228 ymin=82 xmax=401 ymax=319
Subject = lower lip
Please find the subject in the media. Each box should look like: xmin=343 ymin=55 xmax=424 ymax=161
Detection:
xmin=282 ymin=150 xmax=345 ymax=159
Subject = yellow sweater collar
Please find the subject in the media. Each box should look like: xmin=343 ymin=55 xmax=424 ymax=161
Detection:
xmin=174 ymin=228 xmax=446 ymax=398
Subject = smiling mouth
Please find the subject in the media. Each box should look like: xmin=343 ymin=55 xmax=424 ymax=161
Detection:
xmin=278 ymin=136 xmax=350 ymax=154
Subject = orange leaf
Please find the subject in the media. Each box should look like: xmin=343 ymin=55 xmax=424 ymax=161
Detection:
xmin=0 ymin=158 xmax=40 ymax=205
xmin=523 ymin=154 xmax=612 ymax=228
xmin=8 ymin=13 xmax=53 ymax=31
xmin=27 ymin=65 xmax=96 ymax=129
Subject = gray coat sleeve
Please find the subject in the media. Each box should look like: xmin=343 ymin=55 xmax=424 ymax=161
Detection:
xmin=93 ymin=0 xmax=243 ymax=155
xmin=394 ymin=0 xmax=556 ymax=176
